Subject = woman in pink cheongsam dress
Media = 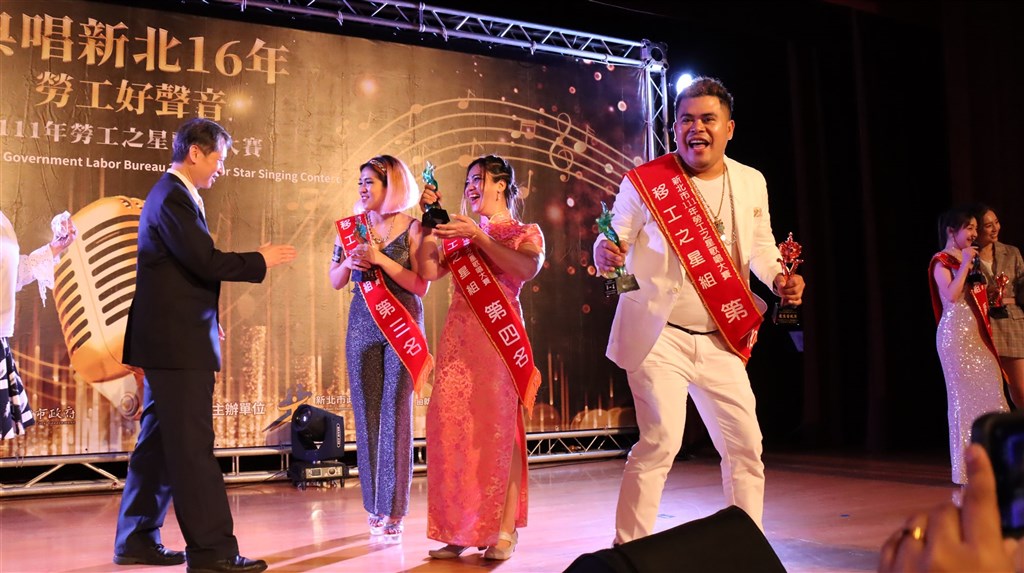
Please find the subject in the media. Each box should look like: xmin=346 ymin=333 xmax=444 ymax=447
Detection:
xmin=417 ymin=155 xmax=544 ymax=561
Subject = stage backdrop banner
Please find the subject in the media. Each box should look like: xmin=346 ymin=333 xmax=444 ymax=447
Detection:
xmin=0 ymin=0 xmax=645 ymax=456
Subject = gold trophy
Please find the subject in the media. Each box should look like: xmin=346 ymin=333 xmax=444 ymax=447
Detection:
xmin=596 ymin=202 xmax=639 ymax=297
xmin=771 ymin=232 xmax=803 ymax=327
xmin=990 ymin=273 xmax=1011 ymax=319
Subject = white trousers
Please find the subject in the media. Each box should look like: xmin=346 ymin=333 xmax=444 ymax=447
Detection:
xmin=614 ymin=326 xmax=765 ymax=544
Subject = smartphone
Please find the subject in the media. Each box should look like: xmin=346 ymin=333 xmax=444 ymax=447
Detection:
xmin=971 ymin=411 xmax=1024 ymax=538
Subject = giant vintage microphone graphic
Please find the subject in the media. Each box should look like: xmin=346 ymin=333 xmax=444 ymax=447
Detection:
xmin=52 ymin=196 xmax=144 ymax=419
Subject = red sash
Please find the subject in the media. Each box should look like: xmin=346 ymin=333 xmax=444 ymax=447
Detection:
xmin=626 ymin=154 xmax=763 ymax=362
xmin=928 ymin=252 xmax=999 ymax=361
xmin=336 ymin=215 xmax=433 ymax=393
xmin=442 ymin=234 xmax=542 ymax=414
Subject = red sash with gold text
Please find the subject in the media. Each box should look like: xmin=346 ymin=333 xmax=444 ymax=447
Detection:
xmin=336 ymin=215 xmax=433 ymax=392
xmin=442 ymin=235 xmax=542 ymax=413
xmin=626 ymin=154 xmax=763 ymax=362
xmin=928 ymin=252 xmax=999 ymax=360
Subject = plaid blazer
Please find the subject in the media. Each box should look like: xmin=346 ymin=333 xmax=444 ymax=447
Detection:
xmin=985 ymin=241 xmax=1024 ymax=358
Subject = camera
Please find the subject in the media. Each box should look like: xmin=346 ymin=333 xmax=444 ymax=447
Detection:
xmin=971 ymin=411 xmax=1024 ymax=538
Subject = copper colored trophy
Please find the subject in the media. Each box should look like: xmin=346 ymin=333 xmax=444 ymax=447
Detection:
xmin=771 ymin=232 xmax=803 ymax=327
xmin=990 ymin=273 xmax=1011 ymax=319
xmin=420 ymin=161 xmax=450 ymax=228
xmin=596 ymin=202 xmax=639 ymax=297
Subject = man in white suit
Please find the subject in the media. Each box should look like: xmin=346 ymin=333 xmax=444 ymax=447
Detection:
xmin=595 ymin=76 xmax=805 ymax=543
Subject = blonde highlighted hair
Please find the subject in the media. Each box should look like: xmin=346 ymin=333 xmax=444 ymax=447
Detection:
xmin=354 ymin=154 xmax=419 ymax=215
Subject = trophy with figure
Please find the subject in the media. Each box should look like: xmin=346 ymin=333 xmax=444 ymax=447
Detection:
xmin=596 ymin=202 xmax=639 ymax=297
xmin=772 ymin=232 xmax=803 ymax=327
xmin=353 ymin=219 xmax=378 ymax=282
xmin=990 ymin=273 xmax=1011 ymax=319
xmin=420 ymin=161 xmax=450 ymax=228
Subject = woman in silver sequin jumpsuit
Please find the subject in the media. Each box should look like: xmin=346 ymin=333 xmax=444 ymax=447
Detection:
xmin=328 ymin=155 xmax=428 ymax=538
xmin=929 ymin=206 xmax=1008 ymax=485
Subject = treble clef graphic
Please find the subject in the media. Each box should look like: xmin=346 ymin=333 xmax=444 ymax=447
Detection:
xmin=548 ymin=112 xmax=575 ymax=182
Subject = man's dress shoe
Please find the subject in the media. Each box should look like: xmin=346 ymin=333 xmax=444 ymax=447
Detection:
xmin=113 ymin=544 xmax=186 ymax=566
xmin=186 ymin=555 xmax=268 ymax=573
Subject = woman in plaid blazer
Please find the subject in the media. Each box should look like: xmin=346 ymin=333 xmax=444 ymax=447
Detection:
xmin=971 ymin=204 xmax=1024 ymax=408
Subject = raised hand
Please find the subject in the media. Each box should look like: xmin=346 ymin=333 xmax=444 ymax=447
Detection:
xmin=258 ymin=243 xmax=297 ymax=268
xmin=49 ymin=218 xmax=78 ymax=257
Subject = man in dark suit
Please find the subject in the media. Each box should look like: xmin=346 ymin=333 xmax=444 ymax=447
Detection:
xmin=113 ymin=118 xmax=296 ymax=573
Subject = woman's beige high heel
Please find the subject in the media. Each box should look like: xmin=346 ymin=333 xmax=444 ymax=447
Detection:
xmin=483 ymin=530 xmax=518 ymax=560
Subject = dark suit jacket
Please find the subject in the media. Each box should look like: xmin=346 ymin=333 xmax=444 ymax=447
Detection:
xmin=123 ymin=172 xmax=266 ymax=371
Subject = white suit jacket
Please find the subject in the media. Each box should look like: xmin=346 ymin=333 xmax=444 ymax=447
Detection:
xmin=597 ymin=155 xmax=783 ymax=372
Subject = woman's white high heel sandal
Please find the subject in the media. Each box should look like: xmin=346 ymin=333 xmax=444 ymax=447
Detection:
xmin=367 ymin=514 xmax=386 ymax=536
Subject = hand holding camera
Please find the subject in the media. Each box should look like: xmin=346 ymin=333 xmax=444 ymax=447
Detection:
xmin=879 ymin=437 xmax=1017 ymax=572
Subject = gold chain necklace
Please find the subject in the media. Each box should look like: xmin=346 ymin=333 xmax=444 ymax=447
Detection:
xmin=694 ymin=167 xmax=728 ymax=238
xmin=369 ymin=213 xmax=396 ymax=245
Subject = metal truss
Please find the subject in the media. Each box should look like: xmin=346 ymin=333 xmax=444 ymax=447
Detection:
xmin=1 ymin=429 xmax=635 ymax=497
xmin=525 ymin=429 xmax=635 ymax=463
xmin=0 ymin=447 xmax=291 ymax=498
xmin=207 ymin=0 xmax=644 ymax=65
xmin=191 ymin=0 xmax=672 ymax=158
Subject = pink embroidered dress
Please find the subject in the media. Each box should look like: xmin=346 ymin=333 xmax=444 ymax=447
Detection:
xmin=426 ymin=219 xmax=544 ymax=547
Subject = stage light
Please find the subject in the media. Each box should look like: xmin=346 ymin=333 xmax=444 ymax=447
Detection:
xmin=676 ymin=73 xmax=695 ymax=94
xmin=288 ymin=405 xmax=347 ymax=488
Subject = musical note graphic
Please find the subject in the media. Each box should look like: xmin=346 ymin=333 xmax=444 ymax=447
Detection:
xmin=457 ymin=89 xmax=476 ymax=110
xmin=511 ymin=119 xmax=537 ymax=141
xmin=574 ymin=125 xmax=597 ymax=153
xmin=520 ymin=169 xmax=535 ymax=199
xmin=548 ymin=112 xmax=575 ymax=182
xmin=358 ymin=110 xmax=379 ymax=130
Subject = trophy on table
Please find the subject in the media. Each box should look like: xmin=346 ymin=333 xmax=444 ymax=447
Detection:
xmin=596 ymin=202 xmax=639 ymax=297
xmin=353 ymin=220 xmax=378 ymax=282
xmin=771 ymin=232 xmax=803 ymax=327
xmin=420 ymin=161 xmax=450 ymax=228
xmin=990 ymin=273 xmax=1011 ymax=319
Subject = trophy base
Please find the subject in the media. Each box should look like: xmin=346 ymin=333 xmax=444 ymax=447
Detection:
xmin=354 ymin=268 xmax=378 ymax=283
xmin=990 ymin=306 xmax=1010 ymax=319
xmin=772 ymin=303 xmax=801 ymax=328
xmin=604 ymin=274 xmax=639 ymax=297
xmin=421 ymin=207 xmax=450 ymax=228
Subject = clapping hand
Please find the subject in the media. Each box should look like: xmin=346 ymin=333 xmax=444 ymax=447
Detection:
xmin=351 ymin=242 xmax=381 ymax=268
